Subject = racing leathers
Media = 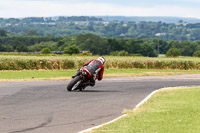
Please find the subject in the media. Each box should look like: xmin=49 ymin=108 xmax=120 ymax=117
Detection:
xmin=72 ymin=59 xmax=104 ymax=87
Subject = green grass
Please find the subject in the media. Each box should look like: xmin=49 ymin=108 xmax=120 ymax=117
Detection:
xmin=92 ymin=87 xmax=200 ymax=133
xmin=0 ymin=69 xmax=200 ymax=81
xmin=105 ymin=69 xmax=200 ymax=76
xmin=0 ymin=70 xmax=75 ymax=80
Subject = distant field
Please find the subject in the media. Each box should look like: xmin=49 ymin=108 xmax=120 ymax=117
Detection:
xmin=1 ymin=55 xmax=200 ymax=70
xmin=92 ymin=86 xmax=200 ymax=133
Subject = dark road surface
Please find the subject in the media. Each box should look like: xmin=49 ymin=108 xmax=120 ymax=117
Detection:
xmin=0 ymin=74 xmax=200 ymax=133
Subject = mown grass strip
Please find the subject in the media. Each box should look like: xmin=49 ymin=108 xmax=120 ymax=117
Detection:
xmin=91 ymin=86 xmax=200 ymax=133
xmin=0 ymin=70 xmax=75 ymax=80
xmin=0 ymin=69 xmax=200 ymax=81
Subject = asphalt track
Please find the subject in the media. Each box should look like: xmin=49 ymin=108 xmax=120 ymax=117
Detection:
xmin=0 ymin=74 xmax=200 ymax=133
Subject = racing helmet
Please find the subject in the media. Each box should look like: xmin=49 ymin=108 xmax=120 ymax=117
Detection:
xmin=97 ymin=56 xmax=105 ymax=64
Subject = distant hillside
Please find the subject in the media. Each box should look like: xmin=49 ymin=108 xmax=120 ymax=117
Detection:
xmin=97 ymin=16 xmax=200 ymax=23
xmin=40 ymin=16 xmax=200 ymax=23
xmin=1 ymin=16 xmax=200 ymax=41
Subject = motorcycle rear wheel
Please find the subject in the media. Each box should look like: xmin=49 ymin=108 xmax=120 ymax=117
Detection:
xmin=67 ymin=76 xmax=82 ymax=91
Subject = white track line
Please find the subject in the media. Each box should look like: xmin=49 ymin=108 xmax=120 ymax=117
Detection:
xmin=78 ymin=86 xmax=195 ymax=133
xmin=78 ymin=114 xmax=127 ymax=133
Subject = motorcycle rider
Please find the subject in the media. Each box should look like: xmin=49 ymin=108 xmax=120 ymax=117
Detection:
xmin=72 ymin=57 xmax=105 ymax=88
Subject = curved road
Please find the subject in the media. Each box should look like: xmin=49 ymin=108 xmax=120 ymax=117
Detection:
xmin=0 ymin=74 xmax=200 ymax=133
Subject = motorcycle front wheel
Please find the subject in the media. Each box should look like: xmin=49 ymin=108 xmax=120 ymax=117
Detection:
xmin=67 ymin=76 xmax=82 ymax=91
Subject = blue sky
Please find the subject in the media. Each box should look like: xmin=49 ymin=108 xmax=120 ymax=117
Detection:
xmin=0 ymin=0 xmax=200 ymax=18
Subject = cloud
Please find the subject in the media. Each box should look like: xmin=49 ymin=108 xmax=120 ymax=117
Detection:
xmin=0 ymin=0 xmax=200 ymax=18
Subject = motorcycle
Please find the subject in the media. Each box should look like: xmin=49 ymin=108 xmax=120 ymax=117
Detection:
xmin=67 ymin=67 xmax=95 ymax=91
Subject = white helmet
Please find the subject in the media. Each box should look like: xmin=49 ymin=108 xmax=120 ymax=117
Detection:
xmin=97 ymin=57 xmax=105 ymax=64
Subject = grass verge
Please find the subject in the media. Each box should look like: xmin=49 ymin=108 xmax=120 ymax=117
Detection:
xmin=0 ymin=69 xmax=200 ymax=81
xmin=91 ymin=86 xmax=200 ymax=133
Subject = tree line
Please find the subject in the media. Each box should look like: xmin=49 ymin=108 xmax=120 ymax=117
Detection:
xmin=1 ymin=32 xmax=200 ymax=57
xmin=1 ymin=16 xmax=200 ymax=41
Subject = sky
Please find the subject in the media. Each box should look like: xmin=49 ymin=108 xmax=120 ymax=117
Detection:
xmin=0 ymin=0 xmax=200 ymax=18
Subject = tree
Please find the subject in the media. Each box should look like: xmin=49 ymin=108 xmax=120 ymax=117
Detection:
xmin=3 ymin=45 xmax=14 ymax=52
xmin=58 ymin=38 xmax=76 ymax=51
xmin=107 ymin=38 xmax=123 ymax=53
xmin=166 ymin=48 xmax=180 ymax=57
xmin=27 ymin=30 xmax=39 ymax=36
xmin=140 ymin=42 xmax=157 ymax=57
xmin=117 ymin=50 xmax=129 ymax=56
xmin=125 ymin=39 xmax=142 ymax=54
xmin=64 ymin=45 xmax=80 ymax=55
xmin=0 ymin=45 xmax=5 ymax=51
xmin=180 ymin=45 xmax=195 ymax=56
xmin=0 ymin=29 xmax=7 ymax=37
xmin=76 ymin=34 xmax=109 ymax=55
xmin=57 ymin=40 xmax=65 ymax=47
xmin=16 ymin=44 xmax=28 ymax=52
xmin=193 ymin=50 xmax=200 ymax=57
xmin=178 ymin=20 xmax=183 ymax=23
xmin=40 ymin=48 xmax=51 ymax=54
xmin=28 ymin=41 xmax=58 ymax=52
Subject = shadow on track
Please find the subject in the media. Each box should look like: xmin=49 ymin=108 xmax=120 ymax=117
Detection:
xmin=69 ymin=90 xmax=122 ymax=93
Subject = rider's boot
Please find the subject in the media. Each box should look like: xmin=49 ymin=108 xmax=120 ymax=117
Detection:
xmin=89 ymin=77 xmax=95 ymax=87
xmin=90 ymin=81 xmax=95 ymax=87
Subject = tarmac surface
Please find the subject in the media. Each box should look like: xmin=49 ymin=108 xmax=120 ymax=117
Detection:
xmin=0 ymin=74 xmax=200 ymax=133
